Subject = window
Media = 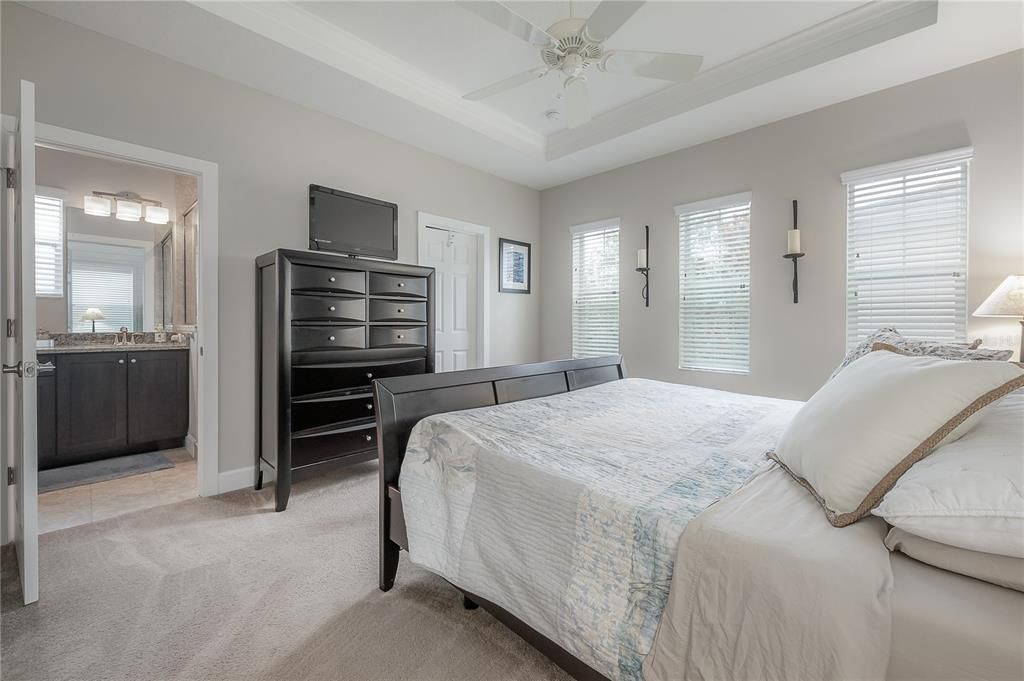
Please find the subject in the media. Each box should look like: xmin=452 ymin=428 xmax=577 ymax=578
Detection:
xmin=677 ymin=193 xmax=751 ymax=374
xmin=35 ymin=193 xmax=64 ymax=297
xmin=571 ymin=219 xmax=619 ymax=358
xmin=68 ymin=241 xmax=146 ymax=332
xmin=842 ymin=148 xmax=971 ymax=348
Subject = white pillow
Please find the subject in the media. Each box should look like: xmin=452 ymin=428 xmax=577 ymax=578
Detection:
xmin=874 ymin=390 xmax=1024 ymax=557
xmin=769 ymin=345 xmax=1024 ymax=527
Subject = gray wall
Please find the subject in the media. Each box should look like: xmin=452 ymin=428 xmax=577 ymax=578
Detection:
xmin=3 ymin=3 xmax=542 ymax=476
xmin=540 ymin=50 xmax=1024 ymax=401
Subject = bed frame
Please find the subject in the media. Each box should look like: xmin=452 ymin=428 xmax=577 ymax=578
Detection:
xmin=373 ymin=355 xmax=625 ymax=681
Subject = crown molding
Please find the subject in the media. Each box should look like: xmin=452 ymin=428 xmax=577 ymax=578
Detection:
xmin=545 ymin=0 xmax=938 ymax=160
xmin=191 ymin=1 xmax=546 ymax=156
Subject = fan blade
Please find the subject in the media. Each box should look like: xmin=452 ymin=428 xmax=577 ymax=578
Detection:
xmin=456 ymin=1 xmax=554 ymax=47
xmin=564 ymin=78 xmax=591 ymax=129
xmin=581 ymin=1 xmax=645 ymax=42
xmin=599 ymin=50 xmax=703 ymax=81
xmin=464 ymin=67 xmax=547 ymax=101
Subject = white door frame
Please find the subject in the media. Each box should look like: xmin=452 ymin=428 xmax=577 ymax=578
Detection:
xmin=1 ymin=115 xmax=221 ymax=504
xmin=417 ymin=212 xmax=490 ymax=368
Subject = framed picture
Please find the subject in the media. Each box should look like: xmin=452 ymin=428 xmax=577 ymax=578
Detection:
xmin=498 ymin=238 xmax=531 ymax=294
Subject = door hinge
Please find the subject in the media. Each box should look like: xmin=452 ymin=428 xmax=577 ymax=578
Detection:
xmin=7 ymin=467 xmax=14 ymax=485
xmin=5 ymin=319 xmax=14 ymax=338
xmin=3 ymin=168 xmax=15 ymax=189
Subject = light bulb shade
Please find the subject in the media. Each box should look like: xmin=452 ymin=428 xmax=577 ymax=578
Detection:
xmin=115 ymin=199 xmax=143 ymax=222
xmin=81 ymin=307 xmax=106 ymax=321
xmin=83 ymin=195 xmax=112 ymax=217
xmin=144 ymin=205 xmax=170 ymax=224
xmin=974 ymin=275 xmax=1024 ymax=317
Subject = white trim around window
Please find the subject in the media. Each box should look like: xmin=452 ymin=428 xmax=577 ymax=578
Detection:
xmin=570 ymin=217 xmax=620 ymax=359
xmin=677 ymin=192 xmax=752 ymax=374
xmin=842 ymin=148 xmax=972 ymax=347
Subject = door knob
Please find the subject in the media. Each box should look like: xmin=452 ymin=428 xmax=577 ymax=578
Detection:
xmin=2 ymin=362 xmax=25 ymax=377
xmin=397 ymin=282 xmax=405 ymax=288
xmin=130 ymin=358 xmax=137 ymax=364
xmin=366 ymin=403 xmax=373 ymax=410
xmin=366 ymin=372 xmax=373 ymax=379
xmin=397 ymin=308 xmax=404 ymax=313
xmin=364 ymin=434 xmax=373 ymax=442
xmin=397 ymin=334 xmax=405 ymax=340
xmin=328 ymin=276 xmax=336 ymax=283
xmin=328 ymin=335 xmax=336 ymax=342
xmin=329 ymin=306 xmax=336 ymax=312
xmin=118 ymin=359 xmax=125 ymax=365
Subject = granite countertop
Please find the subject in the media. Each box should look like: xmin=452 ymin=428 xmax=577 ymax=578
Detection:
xmin=39 ymin=344 xmax=190 ymax=355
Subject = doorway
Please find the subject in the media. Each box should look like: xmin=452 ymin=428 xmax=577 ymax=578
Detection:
xmin=417 ymin=212 xmax=490 ymax=371
xmin=2 ymin=109 xmax=220 ymax=605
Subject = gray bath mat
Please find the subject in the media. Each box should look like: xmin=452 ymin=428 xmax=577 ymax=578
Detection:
xmin=39 ymin=451 xmax=175 ymax=493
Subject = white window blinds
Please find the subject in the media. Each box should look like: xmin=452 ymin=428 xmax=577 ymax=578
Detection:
xmin=572 ymin=220 xmax=619 ymax=358
xmin=677 ymin=193 xmax=751 ymax=374
xmin=842 ymin=148 xmax=971 ymax=348
xmin=68 ymin=241 xmax=145 ymax=332
xmin=35 ymin=194 xmax=64 ymax=297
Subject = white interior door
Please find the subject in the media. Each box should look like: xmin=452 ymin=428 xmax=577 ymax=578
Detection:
xmin=421 ymin=226 xmax=478 ymax=372
xmin=1 ymin=80 xmax=40 ymax=605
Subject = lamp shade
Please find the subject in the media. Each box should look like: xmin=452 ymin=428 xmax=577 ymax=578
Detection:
xmin=81 ymin=308 xmax=105 ymax=322
xmin=83 ymin=195 xmax=112 ymax=217
xmin=973 ymin=275 xmax=1024 ymax=317
xmin=115 ymin=199 xmax=143 ymax=222
xmin=144 ymin=205 xmax=170 ymax=225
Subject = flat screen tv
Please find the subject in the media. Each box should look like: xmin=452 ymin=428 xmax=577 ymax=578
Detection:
xmin=308 ymin=184 xmax=398 ymax=260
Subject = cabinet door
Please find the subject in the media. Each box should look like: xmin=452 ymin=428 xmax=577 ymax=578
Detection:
xmin=127 ymin=350 xmax=189 ymax=445
xmin=56 ymin=352 xmax=128 ymax=462
xmin=37 ymin=358 xmax=57 ymax=470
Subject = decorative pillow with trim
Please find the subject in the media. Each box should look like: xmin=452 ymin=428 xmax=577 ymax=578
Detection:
xmin=769 ymin=344 xmax=1024 ymax=527
xmin=828 ymin=328 xmax=1006 ymax=381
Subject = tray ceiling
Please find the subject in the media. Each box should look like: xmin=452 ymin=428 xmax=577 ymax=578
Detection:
xmin=22 ymin=1 xmax=1024 ymax=189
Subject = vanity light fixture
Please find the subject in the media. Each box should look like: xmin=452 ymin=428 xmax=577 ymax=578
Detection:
xmin=116 ymin=199 xmax=143 ymax=222
xmin=636 ymin=224 xmax=650 ymax=308
xmin=783 ymin=199 xmax=805 ymax=303
xmin=83 ymin=195 xmax=112 ymax=217
xmin=84 ymin=191 xmax=170 ymax=225
xmin=144 ymin=205 xmax=170 ymax=225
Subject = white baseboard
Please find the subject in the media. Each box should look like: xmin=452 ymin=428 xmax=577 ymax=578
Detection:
xmin=217 ymin=464 xmax=273 ymax=494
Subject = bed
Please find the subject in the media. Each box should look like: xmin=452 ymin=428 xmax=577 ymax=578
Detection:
xmin=373 ymin=356 xmax=1024 ymax=681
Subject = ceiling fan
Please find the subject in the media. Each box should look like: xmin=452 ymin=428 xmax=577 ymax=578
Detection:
xmin=458 ymin=1 xmax=704 ymax=129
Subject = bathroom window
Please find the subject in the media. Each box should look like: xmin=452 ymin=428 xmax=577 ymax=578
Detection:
xmin=35 ymin=192 xmax=65 ymax=297
xmin=68 ymin=240 xmax=145 ymax=332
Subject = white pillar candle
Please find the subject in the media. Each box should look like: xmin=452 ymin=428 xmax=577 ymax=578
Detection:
xmin=787 ymin=229 xmax=801 ymax=255
xmin=637 ymin=248 xmax=648 ymax=269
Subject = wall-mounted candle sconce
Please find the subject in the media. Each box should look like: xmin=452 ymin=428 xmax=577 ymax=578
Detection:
xmin=636 ymin=224 xmax=650 ymax=307
xmin=783 ymin=200 xmax=805 ymax=303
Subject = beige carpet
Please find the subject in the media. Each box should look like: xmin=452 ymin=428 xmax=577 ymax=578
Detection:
xmin=1 ymin=462 xmax=571 ymax=681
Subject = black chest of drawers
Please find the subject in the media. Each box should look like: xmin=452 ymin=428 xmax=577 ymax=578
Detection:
xmin=255 ymin=249 xmax=434 ymax=511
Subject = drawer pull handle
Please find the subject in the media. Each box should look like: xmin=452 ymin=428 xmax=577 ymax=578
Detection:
xmin=364 ymin=434 xmax=373 ymax=442
xmin=366 ymin=372 xmax=373 ymax=379
xmin=397 ymin=282 xmax=405 ymax=287
xmin=397 ymin=334 xmax=405 ymax=340
xmin=118 ymin=358 xmax=125 ymax=365
xmin=328 ymin=276 xmax=336 ymax=283
xmin=366 ymin=403 xmax=373 ymax=410
xmin=397 ymin=308 xmax=404 ymax=313
xmin=328 ymin=335 xmax=336 ymax=342
xmin=329 ymin=305 xmax=336 ymax=312
xmin=130 ymin=358 xmax=137 ymax=364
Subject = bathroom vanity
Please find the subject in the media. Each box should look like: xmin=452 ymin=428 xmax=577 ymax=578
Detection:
xmin=37 ymin=346 xmax=189 ymax=470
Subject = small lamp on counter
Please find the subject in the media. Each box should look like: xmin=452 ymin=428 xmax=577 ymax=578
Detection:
xmin=81 ymin=308 xmax=105 ymax=333
xmin=636 ymin=225 xmax=650 ymax=307
xmin=973 ymin=275 xmax=1024 ymax=359
xmin=783 ymin=200 xmax=805 ymax=303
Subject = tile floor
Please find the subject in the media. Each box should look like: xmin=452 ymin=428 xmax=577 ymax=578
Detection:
xmin=38 ymin=448 xmax=197 ymax=534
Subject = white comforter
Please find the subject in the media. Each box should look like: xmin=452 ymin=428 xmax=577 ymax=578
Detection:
xmin=644 ymin=463 xmax=894 ymax=681
xmin=399 ymin=378 xmax=801 ymax=680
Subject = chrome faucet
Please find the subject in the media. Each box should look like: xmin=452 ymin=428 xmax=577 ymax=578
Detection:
xmin=115 ymin=326 xmax=131 ymax=346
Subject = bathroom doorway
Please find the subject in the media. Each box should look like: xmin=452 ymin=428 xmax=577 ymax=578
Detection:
xmin=33 ymin=147 xmax=203 ymax=531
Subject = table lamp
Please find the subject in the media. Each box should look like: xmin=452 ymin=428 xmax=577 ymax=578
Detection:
xmin=81 ymin=308 xmax=105 ymax=332
xmin=973 ymin=275 xmax=1024 ymax=359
